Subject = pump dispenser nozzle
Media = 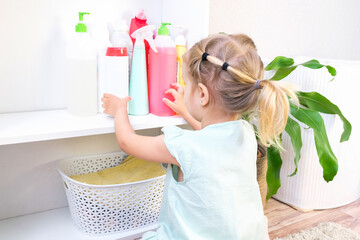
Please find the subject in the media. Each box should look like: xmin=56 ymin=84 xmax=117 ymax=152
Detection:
xmin=76 ymin=12 xmax=90 ymax=33
xmin=158 ymin=23 xmax=171 ymax=35
xmin=170 ymin=25 xmax=187 ymax=46
xmin=131 ymin=25 xmax=157 ymax=53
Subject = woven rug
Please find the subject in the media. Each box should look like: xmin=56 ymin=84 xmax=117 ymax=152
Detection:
xmin=275 ymin=222 xmax=360 ymax=240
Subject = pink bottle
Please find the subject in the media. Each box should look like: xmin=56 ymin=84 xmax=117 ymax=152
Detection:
xmin=148 ymin=23 xmax=177 ymax=116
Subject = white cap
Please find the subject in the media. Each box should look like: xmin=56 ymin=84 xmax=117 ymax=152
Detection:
xmin=108 ymin=20 xmax=130 ymax=47
xmin=170 ymin=25 xmax=187 ymax=46
xmin=175 ymin=34 xmax=186 ymax=46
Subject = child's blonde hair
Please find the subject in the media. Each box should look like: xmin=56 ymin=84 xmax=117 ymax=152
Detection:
xmin=183 ymin=34 xmax=298 ymax=147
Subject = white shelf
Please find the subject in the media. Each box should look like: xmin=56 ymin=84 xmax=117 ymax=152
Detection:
xmin=0 ymin=110 xmax=187 ymax=146
xmin=0 ymin=207 xmax=157 ymax=240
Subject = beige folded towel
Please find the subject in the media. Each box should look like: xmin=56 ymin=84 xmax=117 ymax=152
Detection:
xmin=70 ymin=155 xmax=166 ymax=185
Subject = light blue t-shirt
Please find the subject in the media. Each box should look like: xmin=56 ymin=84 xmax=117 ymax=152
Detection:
xmin=142 ymin=120 xmax=266 ymax=240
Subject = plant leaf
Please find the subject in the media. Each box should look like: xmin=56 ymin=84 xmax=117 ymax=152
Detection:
xmin=265 ymin=56 xmax=294 ymax=70
xmin=266 ymin=145 xmax=282 ymax=200
xmin=290 ymin=103 xmax=338 ymax=182
xmin=325 ymin=65 xmax=337 ymax=76
xmin=284 ymin=117 xmax=303 ymax=176
xmin=300 ymin=59 xmax=324 ymax=69
xmin=270 ymin=66 xmax=297 ymax=81
xmin=299 ymin=60 xmax=337 ymax=80
xmin=297 ymin=91 xmax=352 ymax=142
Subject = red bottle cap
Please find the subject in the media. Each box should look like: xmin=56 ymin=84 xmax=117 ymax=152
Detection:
xmin=106 ymin=47 xmax=128 ymax=56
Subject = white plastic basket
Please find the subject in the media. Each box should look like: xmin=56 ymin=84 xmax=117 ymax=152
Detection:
xmin=57 ymin=151 xmax=166 ymax=236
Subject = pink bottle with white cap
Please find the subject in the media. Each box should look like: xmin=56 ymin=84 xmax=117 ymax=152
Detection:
xmin=148 ymin=23 xmax=177 ymax=116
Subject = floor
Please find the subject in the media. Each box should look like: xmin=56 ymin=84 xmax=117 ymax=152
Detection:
xmin=264 ymin=197 xmax=360 ymax=239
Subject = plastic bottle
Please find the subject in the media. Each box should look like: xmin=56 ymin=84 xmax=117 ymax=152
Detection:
xmin=97 ymin=24 xmax=129 ymax=113
xmin=148 ymin=23 xmax=177 ymax=116
xmin=108 ymin=21 xmax=133 ymax=73
xmin=129 ymin=10 xmax=152 ymax=87
xmin=173 ymin=25 xmax=187 ymax=87
xmin=129 ymin=25 xmax=158 ymax=115
xmin=66 ymin=12 xmax=98 ymax=117
xmin=129 ymin=9 xmax=148 ymax=46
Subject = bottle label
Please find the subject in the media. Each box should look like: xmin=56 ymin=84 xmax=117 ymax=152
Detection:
xmin=106 ymin=47 xmax=128 ymax=57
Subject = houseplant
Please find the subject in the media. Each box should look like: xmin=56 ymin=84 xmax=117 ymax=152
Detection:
xmin=255 ymin=56 xmax=352 ymax=203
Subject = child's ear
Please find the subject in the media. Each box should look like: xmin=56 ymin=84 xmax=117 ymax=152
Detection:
xmin=198 ymin=83 xmax=209 ymax=107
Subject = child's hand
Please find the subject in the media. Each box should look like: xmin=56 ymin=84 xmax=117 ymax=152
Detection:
xmin=101 ymin=93 xmax=131 ymax=117
xmin=163 ymin=83 xmax=187 ymax=116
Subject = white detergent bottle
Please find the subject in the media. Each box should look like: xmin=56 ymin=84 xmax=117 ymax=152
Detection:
xmin=108 ymin=21 xmax=133 ymax=74
xmin=98 ymin=23 xmax=129 ymax=113
xmin=128 ymin=25 xmax=157 ymax=116
xmin=66 ymin=12 xmax=98 ymax=117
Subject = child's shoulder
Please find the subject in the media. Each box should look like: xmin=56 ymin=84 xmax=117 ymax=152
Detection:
xmin=202 ymin=119 xmax=253 ymax=132
xmin=161 ymin=120 xmax=254 ymax=140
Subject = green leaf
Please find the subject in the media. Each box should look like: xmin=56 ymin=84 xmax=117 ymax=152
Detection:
xmin=270 ymin=66 xmax=297 ymax=81
xmin=266 ymin=145 xmax=282 ymax=200
xmin=325 ymin=65 xmax=337 ymax=76
xmin=265 ymin=56 xmax=294 ymax=71
xmin=297 ymin=91 xmax=352 ymax=142
xmin=290 ymin=103 xmax=338 ymax=181
xmin=299 ymin=60 xmax=337 ymax=81
xmin=284 ymin=117 xmax=303 ymax=176
xmin=300 ymin=59 xmax=324 ymax=69
xmin=326 ymin=65 xmax=337 ymax=81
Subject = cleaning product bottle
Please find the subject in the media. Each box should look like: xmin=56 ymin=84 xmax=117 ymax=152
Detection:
xmin=129 ymin=9 xmax=148 ymax=46
xmin=129 ymin=25 xmax=157 ymax=115
xmin=66 ymin=12 xmax=98 ymax=117
xmin=129 ymin=10 xmax=152 ymax=87
xmin=148 ymin=23 xmax=177 ymax=116
xmin=98 ymin=23 xmax=129 ymax=113
xmin=108 ymin=21 xmax=133 ymax=73
xmin=173 ymin=25 xmax=187 ymax=87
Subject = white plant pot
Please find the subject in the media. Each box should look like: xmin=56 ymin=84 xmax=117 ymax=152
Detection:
xmin=268 ymin=57 xmax=360 ymax=210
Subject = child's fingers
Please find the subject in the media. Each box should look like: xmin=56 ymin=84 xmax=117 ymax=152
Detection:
xmin=170 ymin=83 xmax=184 ymax=94
xmin=163 ymin=98 xmax=177 ymax=110
xmin=165 ymin=88 xmax=179 ymax=98
xmin=170 ymin=82 xmax=181 ymax=90
xmin=122 ymin=96 xmax=131 ymax=104
xmin=103 ymin=93 xmax=113 ymax=98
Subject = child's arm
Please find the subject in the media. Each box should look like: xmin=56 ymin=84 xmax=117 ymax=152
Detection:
xmin=163 ymin=83 xmax=201 ymax=130
xmin=102 ymin=94 xmax=180 ymax=166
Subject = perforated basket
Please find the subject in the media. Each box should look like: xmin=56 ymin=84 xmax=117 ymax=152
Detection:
xmin=57 ymin=151 xmax=166 ymax=236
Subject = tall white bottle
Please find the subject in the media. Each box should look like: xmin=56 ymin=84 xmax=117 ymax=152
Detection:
xmin=66 ymin=12 xmax=97 ymax=117
xmin=98 ymin=22 xmax=130 ymax=113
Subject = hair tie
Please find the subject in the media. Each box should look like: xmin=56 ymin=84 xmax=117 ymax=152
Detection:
xmin=255 ymin=80 xmax=262 ymax=89
xmin=202 ymin=52 xmax=209 ymax=61
xmin=222 ymin=62 xmax=230 ymax=71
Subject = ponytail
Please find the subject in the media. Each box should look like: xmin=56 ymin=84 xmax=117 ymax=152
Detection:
xmin=184 ymin=34 xmax=298 ymax=147
xmin=256 ymin=80 xmax=298 ymax=147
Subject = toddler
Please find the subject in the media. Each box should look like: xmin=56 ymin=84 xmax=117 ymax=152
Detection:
xmin=102 ymin=33 xmax=297 ymax=239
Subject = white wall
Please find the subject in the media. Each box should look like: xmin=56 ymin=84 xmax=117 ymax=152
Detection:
xmin=209 ymin=0 xmax=360 ymax=61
